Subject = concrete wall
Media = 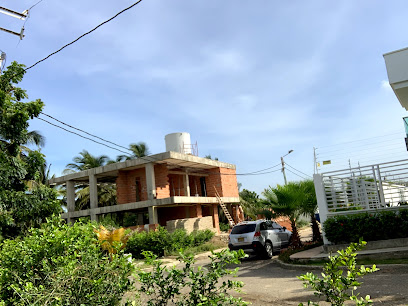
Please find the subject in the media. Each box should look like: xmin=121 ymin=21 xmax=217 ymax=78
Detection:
xmin=166 ymin=216 xmax=217 ymax=234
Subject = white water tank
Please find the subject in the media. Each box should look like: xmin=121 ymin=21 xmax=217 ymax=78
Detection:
xmin=165 ymin=132 xmax=192 ymax=154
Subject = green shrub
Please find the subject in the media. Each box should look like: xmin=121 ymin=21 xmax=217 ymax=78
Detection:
xmin=0 ymin=216 xmax=133 ymax=305
xmin=324 ymin=209 xmax=408 ymax=244
xmin=298 ymin=240 xmax=379 ymax=306
xmin=136 ymin=249 xmax=248 ymax=305
xmin=219 ymin=222 xmax=230 ymax=232
xmin=126 ymin=227 xmax=215 ymax=259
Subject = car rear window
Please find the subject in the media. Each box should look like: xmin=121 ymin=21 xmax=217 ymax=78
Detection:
xmin=231 ymin=224 xmax=256 ymax=234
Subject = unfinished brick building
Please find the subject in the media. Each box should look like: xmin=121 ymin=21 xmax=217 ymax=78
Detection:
xmin=49 ymin=133 xmax=242 ymax=233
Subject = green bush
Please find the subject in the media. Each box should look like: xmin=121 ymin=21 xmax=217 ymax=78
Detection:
xmin=125 ymin=227 xmax=214 ymax=259
xmin=0 ymin=216 xmax=133 ymax=305
xmin=298 ymin=240 xmax=379 ymax=306
xmin=219 ymin=222 xmax=230 ymax=232
xmin=137 ymin=249 xmax=248 ymax=305
xmin=324 ymin=209 xmax=408 ymax=244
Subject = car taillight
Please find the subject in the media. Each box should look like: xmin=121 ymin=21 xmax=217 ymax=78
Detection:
xmin=253 ymin=231 xmax=261 ymax=237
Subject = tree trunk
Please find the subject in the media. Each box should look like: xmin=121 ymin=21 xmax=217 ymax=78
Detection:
xmin=289 ymin=220 xmax=302 ymax=248
xmin=311 ymin=215 xmax=322 ymax=242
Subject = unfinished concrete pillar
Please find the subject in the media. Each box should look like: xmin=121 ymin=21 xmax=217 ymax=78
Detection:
xmin=145 ymin=163 xmax=156 ymax=200
xmin=66 ymin=180 xmax=75 ymax=224
xmin=148 ymin=206 xmax=158 ymax=224
xmin=196 ymin=204 xmax=202 ymax=218
xmin=212 ymin=204 xmax=220 ymax=234
xmin=183 ymin=173 xmax=190 ymax=197
xmin=89 ymin=174 xmax=98 ymax=222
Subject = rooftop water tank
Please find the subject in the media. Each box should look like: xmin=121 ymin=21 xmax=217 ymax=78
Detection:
xmin=165 ymin=132 xmax=192 ymax=154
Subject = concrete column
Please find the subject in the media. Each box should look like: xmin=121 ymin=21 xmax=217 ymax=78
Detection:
xmin=196 ymin=204 xmax=202 ymax=218
xmin=145 ymin=163 xmax=156 ymax=200
xmin=183 ymin=173 xmax=190 ymax=197
xmin=314 ymin=174 xmax=330 ymax=245
xmin=233 ymin=205 xmax=239 ymax=223
xmin=148 ymin=206 xmax=158 ymax=224
xmin=212 ymin=204 xmax=220 ymax=234
xmin=66 ymin=180 xmax=75 ymax=224
xmin=89 ymin=174 xmax=98 ymax=222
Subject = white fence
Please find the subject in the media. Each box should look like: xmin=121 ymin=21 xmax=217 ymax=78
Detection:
xmin=314 ymin=159 xmax=408 ymax=244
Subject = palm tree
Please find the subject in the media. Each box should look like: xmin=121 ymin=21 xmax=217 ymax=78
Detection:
xmin=64 ymin=150 xmax=110 ymax=174
xmin=63 ymin=150 xmax=115 ymax=210
xmin=263 ymin=182 xmax=303 ymax=248
xmin=76 ymin=184 xmax=117 ymax=210
xmin=298 ymin=180 xmax=322 ymax=242
xmin=117 ymin=142 xmax=150 ymax=161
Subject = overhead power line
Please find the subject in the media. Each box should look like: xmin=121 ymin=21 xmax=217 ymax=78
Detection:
xmin=25 ymin=0 xmax=143 ymax=71
xmin=37 ymin=117 xmax=131 ymax=155
xmin=40 ymin=112 xmax=131 ymax=151
xmin=284 ymin=162 xmax=312 ymax=178
xmin=285 ymin=168 xmax=308 ymax=180
xmin=317 ymin=131 xmax=403 ymax=149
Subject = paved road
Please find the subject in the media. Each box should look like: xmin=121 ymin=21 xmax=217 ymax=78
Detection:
xmin=193 ymin=255 xmax=408 ymax=305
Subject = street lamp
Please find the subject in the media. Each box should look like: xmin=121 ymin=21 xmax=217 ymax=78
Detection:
xmin=281 ymin=150 xmax=293 ymax=185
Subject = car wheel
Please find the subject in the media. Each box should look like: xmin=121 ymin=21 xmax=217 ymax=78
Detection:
xmin=264 ymin=241 xmax=273 ymax=259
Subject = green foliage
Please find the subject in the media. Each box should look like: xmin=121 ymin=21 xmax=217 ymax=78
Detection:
xmin=298 ymin=240 xmax=379 ymax=306
xmin=125 ymin=227 xmax=214 ymax=259
xmin=0 ymin=217 xmax=133 ymax=305
xmin=117 ymin=142 xmax=150 ymax=161
xmin=0 ymin=185 xmax=61 ymax=238
xmin=263 ymin=182 xmax=305 ymax=247
xmin=219 ymin=222 xmax=230 ymax=232
xmin=239 ymin=189 xmax=262 ymax=219
xmin=137 ymin=249 xmax=248 ymax=306
xmin=0 ymin=62 xmax=61 ymax=238
xmin=323 ymin=210 xmax=408 ymax=244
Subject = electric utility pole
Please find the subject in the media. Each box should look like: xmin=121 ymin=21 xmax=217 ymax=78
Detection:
xmin=281 ymin=149 xmax=293 ymax=185
xmin=0 ymin=6 xmax=28 ymax=39
xmin=0 ymin=51 xmax=5 ymax=74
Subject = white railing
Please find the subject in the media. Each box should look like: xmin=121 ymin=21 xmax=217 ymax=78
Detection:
xmin=318 ymin=159 xmax=408 ymax=214
xmin=314 ymin=159 xmax=408 ymax=244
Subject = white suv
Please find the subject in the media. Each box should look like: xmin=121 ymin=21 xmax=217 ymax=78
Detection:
xmin=228 ymin=220 xmax=292 ymax=258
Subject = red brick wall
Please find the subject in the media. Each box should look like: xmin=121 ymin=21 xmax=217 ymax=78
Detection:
xmin=206 ymin=167 xmax=239 ymax=198
xmin=168 ymin=174 xmax=186 ymax=196
xmin=116 ymin=168 xmax=147 ymax=204
xmin=155 ymin=164 xmax=170 ymax=199
xmin=116 ymin=170 xmax=129 ymax=204
xmin=116 ymin=165 xmax=170 ymax=204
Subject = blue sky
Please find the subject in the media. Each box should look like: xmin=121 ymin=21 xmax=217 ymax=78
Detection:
xmin=1 ymin=0 xmax=408 ymax=194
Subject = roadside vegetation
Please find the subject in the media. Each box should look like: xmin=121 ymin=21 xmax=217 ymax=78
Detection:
xmin=125 ymin=226 xmax=215 ymax=258
xmin=298 ymin=240 xmax=379 ymax=306
xmin=324 ymin=210 xmax=408 ymax=244
xmin=0 ymin=62 xmax=246 ymax=305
